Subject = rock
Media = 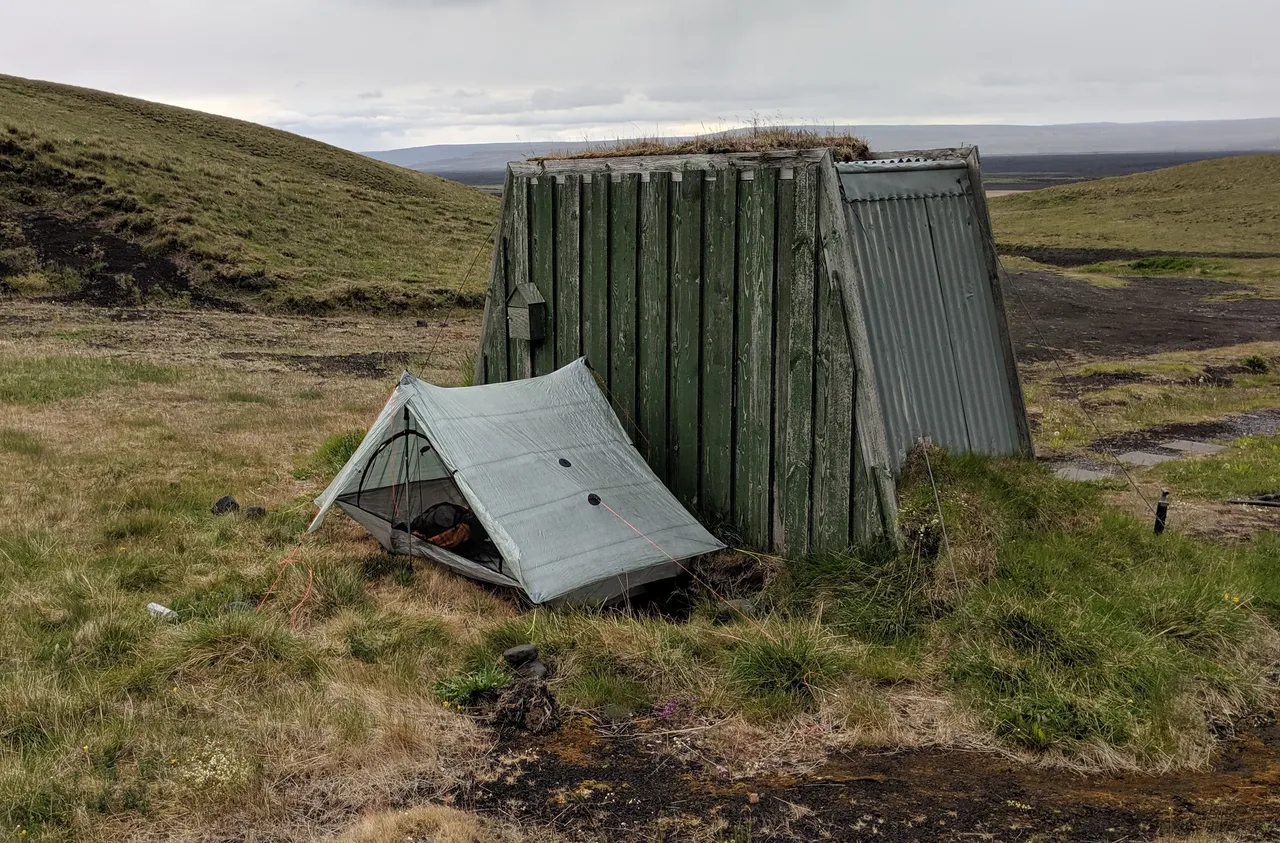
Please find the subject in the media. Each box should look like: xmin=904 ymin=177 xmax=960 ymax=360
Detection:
xmin=415 ymin=319 xmax=428 ymax=328
xmin=516 ymin=659 xmax=549 ymax=680
xmin=244 ymin=505 xmax=267 ymax=519
xmin=210 ymin=495 xmax=239 ymax=515
xmin=502 ymin=643 xmax=539 ymax=668
xmin=714 ymin=597 xmax=758 ymax=623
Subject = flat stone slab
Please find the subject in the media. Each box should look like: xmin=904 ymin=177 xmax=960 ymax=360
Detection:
xmin=1055 ymin=466 xmax=1114 ymax=482
xmin=1160 ymin=439 xmax=1226 ymax=455
xmin=1118 ymin=450 xmax=1176 ymax=467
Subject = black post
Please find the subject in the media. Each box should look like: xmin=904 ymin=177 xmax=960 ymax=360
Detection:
xmin=1154 ymin=489 xmax=1169 ymax=535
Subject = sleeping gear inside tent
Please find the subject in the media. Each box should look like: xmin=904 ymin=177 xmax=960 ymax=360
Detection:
xmin=308 ymin=358 xmax=725 ymax=604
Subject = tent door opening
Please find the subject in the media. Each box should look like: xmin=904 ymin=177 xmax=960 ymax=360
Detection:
xmin=333 ymin=406 xmax=505 ymax=574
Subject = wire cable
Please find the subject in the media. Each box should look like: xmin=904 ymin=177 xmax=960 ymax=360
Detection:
xmin=998 ymin=256 xmax=1158 ymax=517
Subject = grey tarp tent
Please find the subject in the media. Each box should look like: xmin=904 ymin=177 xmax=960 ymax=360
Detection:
xmin=308 ymin=358 xmax=724 ymax=604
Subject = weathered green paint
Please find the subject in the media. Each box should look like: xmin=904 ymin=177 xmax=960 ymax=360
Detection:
xmin=637 ymin=172 xmax=670 ymax=478
xmin=811 ymin=252 xmax=854 ymax=549
xmin=733 ymin=169 xmax=776 ymax=547
xmin=483 ymin=231 xmax=510 ymax=383
xmin=609 ymin=173 xmax=640 ymax=436
xmin=478 ymin=152 xmax=913 ymax=554
xmin=699 ymin=167 xmax=737 ymax=521
xmin=529 ymin=175 xmax=556 ymax=376
xmin=581 ymin=173 xmax=610 ymax=379
xmin=669 ymin=170 xmax=702 ymax=507
xmin=555 ymin=174 xmax=582 ymax=368
xmin=507 ymin=177 xmax=531 ymax=378
xmin=773 ymin=166 xmax=817 ymax=555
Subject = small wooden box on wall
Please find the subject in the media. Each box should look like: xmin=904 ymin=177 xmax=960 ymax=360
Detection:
xmin=506 ymin=283 xmax=546 ymax=342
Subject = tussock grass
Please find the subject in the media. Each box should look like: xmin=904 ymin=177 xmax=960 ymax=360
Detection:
xmin=537 ymin=125 xmax=869 ymax=163
xmin=0 ymin=73 xmax=498 ymax=313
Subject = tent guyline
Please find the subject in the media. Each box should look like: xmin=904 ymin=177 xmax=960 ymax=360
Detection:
xmin=310 ymin=358 xmax=724 ymax=605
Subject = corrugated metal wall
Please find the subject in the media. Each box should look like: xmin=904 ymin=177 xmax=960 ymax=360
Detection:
xmin=838 ymin=160 xmax=1029 ymax=466
xmin=477 ymin=151 xmax=891 ymax=554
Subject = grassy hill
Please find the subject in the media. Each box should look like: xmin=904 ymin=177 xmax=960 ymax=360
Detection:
xmin=0 ymin=75 xmax=498 ymax=313
xmin=990 ymin=154 xmax=1280 ymax=254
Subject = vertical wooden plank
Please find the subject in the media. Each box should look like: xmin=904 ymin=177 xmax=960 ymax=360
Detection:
xmin=733 ymin=168 xmax=776 ymax=548
xmin=812 ymin=253 xmax=853 ymax=552
xmin=482 ymin=240 xmax=509 ymax=383
xmin=609 ymin=172 xmax=640 ymax=435
xmin=507 ymin=176 xmax=532 ymax=379
xmin=773 ymin=165 xmax=817 ymax=555
xmin=555 ymin=174 xmax=582 ymax=368
xmin=816 ymin=153 xmax=896 ymax=542
xmin=581 ymin=173 xmax=610 ymax=378
xmin=529 ymin=175 xmax=556 ymax=376
xmin=669 ymin=170 xmax=703 ymax=508
xmin=700 ymin=167 xmax=737 ymax=521
xmin=475 ymin=169 xmax=512 ymax=386
xmin=638 ymin=171 xmax=671 ymax=479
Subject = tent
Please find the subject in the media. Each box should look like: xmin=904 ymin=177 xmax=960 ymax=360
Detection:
xmin=308 ymin=358 xmax=724 ymax=604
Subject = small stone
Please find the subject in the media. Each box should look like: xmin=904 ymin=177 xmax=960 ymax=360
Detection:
xmin=502 ymin=643 xmax=539 ymax=668
xmin=226 ymin=601 xmax=254 ymax=614
xmin=748 ymin=792 xmax=760 ymax=804
xmin=415 ymin=319 xmax=428 ymax=328
xmin=724 ymin=597 xmax=758 ymax=618
xmin=244 ymin=505 xmax=267 ymax=519
xmin=211 ymin=495 xmax=239 ymax=515
xmin=1117 ymin=451 xmax=1175 ymax=467
xmin=516 ymin=659 xmax=549 ymax=680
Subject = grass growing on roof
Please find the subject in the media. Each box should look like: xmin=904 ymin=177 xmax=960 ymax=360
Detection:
xmin=535 ymin=124 xmax=869 ymax=163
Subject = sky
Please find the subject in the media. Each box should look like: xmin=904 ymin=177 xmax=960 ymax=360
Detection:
xmin=2 ymin=0 xmax=1278 ymax=152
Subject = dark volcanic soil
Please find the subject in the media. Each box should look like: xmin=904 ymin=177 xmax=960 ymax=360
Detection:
xmin=460 ymin=715 xmax=1280 ymax=842
xmin=219 ymin=350 xmax=415 ymax=378
xmin=0 ymin=208 xmax=241 ymax=310
xmin=1002 ymin=245 xmax=1280 ymax=268
xmin=1004 ymin=269 xmax=1280 ymax=361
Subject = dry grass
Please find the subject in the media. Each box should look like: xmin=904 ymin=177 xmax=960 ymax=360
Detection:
xmin=535 ymin=126 xmax=869 ymax=163
xmin=1 ymin=302 xmax=1277 ymax=839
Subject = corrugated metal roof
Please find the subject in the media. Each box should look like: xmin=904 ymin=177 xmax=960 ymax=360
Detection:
xmin=838 ymin=161 xmax=1025 ymax=465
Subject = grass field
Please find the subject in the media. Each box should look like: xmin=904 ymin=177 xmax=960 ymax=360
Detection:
xmin=0 ymin=303 xmax=1276 ymax=840
xmin=0 ymin=75 xmax=498 ymax=313
xmin=989 ymin=154 xmax=1280 ymax=255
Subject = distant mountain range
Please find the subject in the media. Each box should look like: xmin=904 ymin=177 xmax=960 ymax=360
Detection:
xmin=365 ymin=118 xmax=1280 ymax=183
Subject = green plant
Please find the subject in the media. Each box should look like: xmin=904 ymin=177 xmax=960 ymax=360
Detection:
xmin=724 ymin=625 xmax=846 ymax=713
xmin=1242 ymin=354 xmax=1271 ymax=374
xmin=296 ymin=430 xmax=364 ymax=481
xmin=431 ymin=664 xmax=510 ymax=707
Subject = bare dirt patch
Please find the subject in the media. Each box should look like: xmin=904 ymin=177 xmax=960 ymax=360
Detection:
xmin=220 ymin=350 xmax=415 ymax=379
xmin=0 ymin=207 xmax=242 ymax=310
xmin=460 ymin=715 xmax=1280 ymax=841
xmin=1089 ymin=408 xmax=1280 ymax=456
xmin=1003 ymin=245 xmax=1280 ymax=268
xmin=1005 ymin=269 xmax=1280 ymax=361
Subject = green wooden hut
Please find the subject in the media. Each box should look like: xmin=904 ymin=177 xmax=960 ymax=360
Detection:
xmin=474 ymin=146 xmax=1031 ymax=555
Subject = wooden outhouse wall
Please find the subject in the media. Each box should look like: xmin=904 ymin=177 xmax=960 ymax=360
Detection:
xmin=476 ymin=150 xmax=893 ymax=554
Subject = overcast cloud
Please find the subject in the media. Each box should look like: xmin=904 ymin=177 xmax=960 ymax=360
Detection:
xmin=2 ymin=0 xmax=1277 ymax=151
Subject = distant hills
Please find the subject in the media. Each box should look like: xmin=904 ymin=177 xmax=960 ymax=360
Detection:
xmin=366 ymin=118 xmax=1280 ymax=184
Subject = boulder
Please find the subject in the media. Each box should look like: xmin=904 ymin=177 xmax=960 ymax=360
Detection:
xmin=516 ymin=659 xmax=549 ymax=680
xmin=502 ymin=643 xmax=539 ymax=668
xmin=211 ymin=495 xmax=239 ymax=516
